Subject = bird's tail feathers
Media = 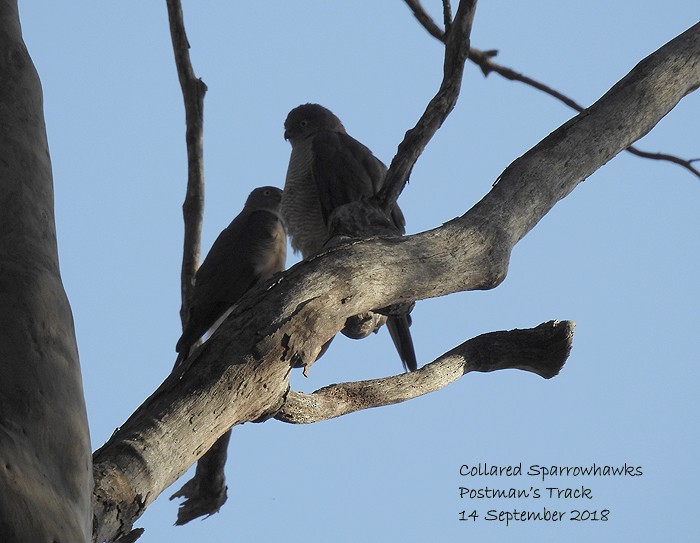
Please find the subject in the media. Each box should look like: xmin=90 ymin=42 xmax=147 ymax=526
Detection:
xmin=386 ymin=315 xmax=417 ymax=372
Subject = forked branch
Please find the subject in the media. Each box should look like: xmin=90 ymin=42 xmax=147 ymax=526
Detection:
xmin=403 ymin=0 xmax=700 ymax=179
xmin=91 ymin=18 xmax=700 ymax=543
xmin=379 ymin=0 xmax=478 ymax=209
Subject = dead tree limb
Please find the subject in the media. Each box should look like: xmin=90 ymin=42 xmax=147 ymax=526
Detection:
xmin=404 ymin=0 xmax=444 ymax=41
xmin=91 ymin=22 xmax=700 ymax=542
xmin=166 ymin=0 xmax=208 ymax=324
xmin=380 ymin=0 xmax=478 ymax=209
xmin=276 ymin=321 xmax=573 ymax=424
xmin=442 ymin=0 xmax=453 ymax=33
xmin=403 ymin=0 xmax=700 ymax=179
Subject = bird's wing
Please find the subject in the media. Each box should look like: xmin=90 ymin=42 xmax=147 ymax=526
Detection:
xmin=177 ymin=209 xmax=283 ymax=353
xmin=311 ymin=130 xmax=405 ymax=234
xmin=311 ymin=131 xmax=385 ymax=218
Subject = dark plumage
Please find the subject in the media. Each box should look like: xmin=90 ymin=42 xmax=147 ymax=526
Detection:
xmin=176 ymin=186 xmax=286 ymax=365
xmin=281 ymin=103 xmax=417 ymax=372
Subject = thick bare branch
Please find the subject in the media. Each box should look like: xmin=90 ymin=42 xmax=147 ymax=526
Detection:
xmin=166 ymin=0 xmax=208 ymax=324
xmin=379 ymin=0 xmax=478 ymax=209
xmin=92 ymin=326 xmax=293 ymax=542
xmin=276 ymin=321 xmax=573 ymax=424
xmin=91 ymin=23 xmax=700 ymax=541
xmin=477 ymin=23 xmax=700 ymax=245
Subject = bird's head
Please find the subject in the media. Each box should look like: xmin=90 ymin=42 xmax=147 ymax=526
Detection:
xmin=284 ymin=103 xmax=345 ymax=141
xmin=244 ymin=186 xmax=283 ymax=213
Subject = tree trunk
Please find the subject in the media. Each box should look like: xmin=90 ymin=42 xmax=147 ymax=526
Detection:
xmin=0 ymin=1 xmax=92 ymax=541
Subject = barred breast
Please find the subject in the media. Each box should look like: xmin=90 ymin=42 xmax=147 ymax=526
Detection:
xmin=281 ymin=140 xmax=329 ymax=258
xmin=253 ymin=218 xmax=287 ymax=278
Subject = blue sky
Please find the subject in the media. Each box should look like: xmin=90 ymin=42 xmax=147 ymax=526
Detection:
xmin=18 ymin=2 xmax=699 ymax=542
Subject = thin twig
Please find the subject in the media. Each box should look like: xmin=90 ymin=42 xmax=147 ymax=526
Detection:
xmin=403 ymin=0 xmax=700 ymax=180
xmin=442 ymin=0 xmax=453 ymax=33
xmin=403 ymin=0 xmax=444 ymax=41
xmin=470 ymin=49 xmax=700 ymax=179
xmin=380 ymin=0 xmax=478 ymax=209
xmin=166 ymin=0 xmax=208 ymax=326
xmin=276 ymin=320 xmax=574 ymax=424
xmin=622 ymin=147 xmax=699 ymax=176
xmin=469 ymin=48 xmax=585 ymax=110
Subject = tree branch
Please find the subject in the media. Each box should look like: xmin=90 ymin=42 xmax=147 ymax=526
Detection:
xmin=403 ymin=0 xmax=444 ymax=41
xmin=442 ymin=0 xmax=453 ymax=33
xmin=91 ymin=22 xmax=700 ymax=542
xmin=624 ymin=147 xmax=700 ymax=178
xmin=276 ymin=320 xmax=573 ymax=424
xmin=166 ymin=0 xmax=208 ymax=325
xmin=468 ymin=48 xmax=586 ymax=110
xmin=468 ymin=49 xmax=700 ymax=179
xmin=379 ymin=0 xmax=478 ymax=209
xmin=404 ymin=1 xmax=700 ymax=180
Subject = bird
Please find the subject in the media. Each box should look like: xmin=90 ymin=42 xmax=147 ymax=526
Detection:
xmin=280 ymin=103 xmax=417 ymax=372
xmin=170 ymin=186 xmax=286 ymax=524
xmin=175 ymin=186 xmax=286 ymax=366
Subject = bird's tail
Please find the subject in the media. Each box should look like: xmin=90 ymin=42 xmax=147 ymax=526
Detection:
xmin=386 ymin=314 xmax=417 ymax=372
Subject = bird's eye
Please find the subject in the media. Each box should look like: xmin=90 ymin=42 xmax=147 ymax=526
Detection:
xmin=300 ymin=120 xmax=308 ymax=127
xmin=263 ymin=189 xmax=271 ymax=196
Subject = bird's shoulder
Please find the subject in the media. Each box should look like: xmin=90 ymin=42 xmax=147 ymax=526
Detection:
xmin=310 ymin=130 xmax=388 ymax=222
xmin=311 ymin=130 xmax=386 ymax=181
xmin=196 ymin=209 xmax=281 ymax=281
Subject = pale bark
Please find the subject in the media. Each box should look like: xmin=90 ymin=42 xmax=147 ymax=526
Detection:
xmin=0 ymin=1 xmax=92 ymax=541
xmin=166 ymin=0 xmax=208 ymax=324
xmin=276 ymin=320 xmax=574 ymax=424
xmin=91 ymin=21 xmax=700 ymax=542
